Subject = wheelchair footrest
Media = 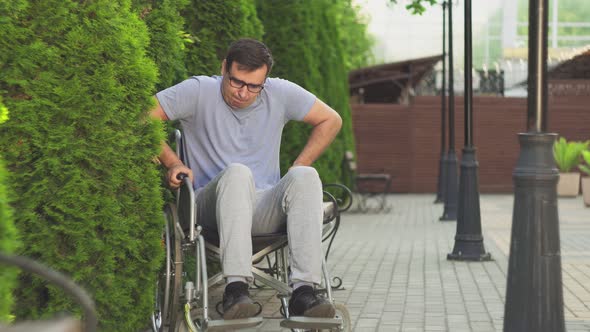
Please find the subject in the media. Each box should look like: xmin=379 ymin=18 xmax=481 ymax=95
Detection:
xmin=206 ymin=317 xmax=263 ymax=331
xmin=280 ymin=316 xmax=342 ymax=329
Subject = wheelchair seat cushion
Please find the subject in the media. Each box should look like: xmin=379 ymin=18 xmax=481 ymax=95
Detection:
xmin=192 ymin=200 xmax=337 ymax=254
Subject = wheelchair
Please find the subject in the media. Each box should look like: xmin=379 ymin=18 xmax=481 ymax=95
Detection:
xmin=151 ymin=130 xmax=352 ymax=332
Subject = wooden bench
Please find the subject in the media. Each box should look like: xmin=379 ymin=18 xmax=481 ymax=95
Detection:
xmin=343 ymin=151 xmax=392 ymax=213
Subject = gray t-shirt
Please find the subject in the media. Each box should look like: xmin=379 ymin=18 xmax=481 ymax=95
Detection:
xmin=156 ymin=75 xmax=316 ymax=190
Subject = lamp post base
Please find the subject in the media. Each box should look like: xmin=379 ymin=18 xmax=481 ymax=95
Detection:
xmin=447 ymin=234 xmax=492 ymax=261
xmin=440 ymin=150 xmax=458 ymax=221
xmin=503 ymin=132 xmax=565 ymax=332
xmin=448 ymin=147 xmax=492 ymax=261
xmin=434 ymin=151 xmax=447 ymax=203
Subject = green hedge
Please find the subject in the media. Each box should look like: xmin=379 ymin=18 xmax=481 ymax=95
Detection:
xmin=0 ymin=158 xmax=17 ymax=323
xmin=132 ymin=0 xmax=190 ymax=90
xmin=182 ymin=0 xmax=264 ymax=76
xmin=0 ymin=98 xmax=18 ymax=323
xmin=0 ymin=1 xmax=163 ymax=330
xmin=0 ymin=1 xmax=371 ymax=328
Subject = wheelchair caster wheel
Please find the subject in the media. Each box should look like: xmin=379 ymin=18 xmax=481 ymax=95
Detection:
xmin=334 ymin=303 xmax=351 ymax=332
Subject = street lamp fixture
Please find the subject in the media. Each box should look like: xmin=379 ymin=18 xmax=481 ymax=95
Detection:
xmin=503 ymin=0 xmax=565 ymax=330
xmin=440 ymin=0 xmax=458 ymax=221
xmin=434 ymin=1 xmax=448 ymax=204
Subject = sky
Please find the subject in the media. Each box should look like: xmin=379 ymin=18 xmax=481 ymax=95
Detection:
xmin=354 ymin=0 xmax=504 ymax=64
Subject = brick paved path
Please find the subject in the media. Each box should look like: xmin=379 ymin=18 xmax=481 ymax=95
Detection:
xmin=214 ymin=194 xmax=590 ymax=331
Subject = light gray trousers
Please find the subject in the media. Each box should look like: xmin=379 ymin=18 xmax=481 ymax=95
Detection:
xmin=195 ymin=163 xmax=324 ymax=285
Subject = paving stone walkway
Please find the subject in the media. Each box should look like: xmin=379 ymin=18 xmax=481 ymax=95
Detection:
xmin=216 ymin=194 xmax=590 ymax=331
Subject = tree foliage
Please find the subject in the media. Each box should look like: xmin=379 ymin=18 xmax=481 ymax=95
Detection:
xmin=390 ymin=0 xmax=438 ymax=15
xmin=0 ymin=1 xmax=164 ymax=330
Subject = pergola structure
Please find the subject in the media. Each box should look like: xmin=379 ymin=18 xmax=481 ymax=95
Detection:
xmin=548 ymin=49 xmax=590 ymax=96
xmin=548 ymin=49 xmax=590 ymax=79
xmin=349 ymin=55 xmax=442 ymax=104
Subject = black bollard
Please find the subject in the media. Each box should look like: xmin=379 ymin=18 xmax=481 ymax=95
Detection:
xmin=503 ymin=0 xmax=565 ymax=330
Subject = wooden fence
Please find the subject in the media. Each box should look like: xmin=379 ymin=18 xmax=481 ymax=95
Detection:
xmin=351 ymin=95 xmax=590 ymax=193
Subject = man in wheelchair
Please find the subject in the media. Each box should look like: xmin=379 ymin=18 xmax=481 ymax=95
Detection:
xmin=150 ymin=38 xmax=343 ymax=322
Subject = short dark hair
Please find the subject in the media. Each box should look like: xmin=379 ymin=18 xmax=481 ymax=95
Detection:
xmin=225 ymin=38 xmax=274 ymax=75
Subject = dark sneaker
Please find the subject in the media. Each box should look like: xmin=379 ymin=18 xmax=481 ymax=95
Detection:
xmin=288 ymin=285 xmax=336 ymax=318
xmin=222 ymin=281 xmax=261 ymax=320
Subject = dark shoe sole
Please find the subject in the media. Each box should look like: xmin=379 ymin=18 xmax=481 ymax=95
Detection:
xmin=223 ymin=302 xmax=260 ymax=320
xmin=303 ymin=303 xmax=336 ymax=318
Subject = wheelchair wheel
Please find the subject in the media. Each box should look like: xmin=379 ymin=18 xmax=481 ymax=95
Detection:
xmin=153 ymin=203 xmax=184 ymax=332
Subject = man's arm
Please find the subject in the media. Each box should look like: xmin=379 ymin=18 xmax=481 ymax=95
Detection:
xmin=292 ymin=99 xmax=342 ymax=167
xmin=150 ymin=98 xmax=194 ymax=188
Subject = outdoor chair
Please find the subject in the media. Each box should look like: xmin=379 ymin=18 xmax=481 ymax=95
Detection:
xmin=151 ymin=130 xmax=352 ymax=332
xmin=343 ymin=151 xmax=392 ymax=213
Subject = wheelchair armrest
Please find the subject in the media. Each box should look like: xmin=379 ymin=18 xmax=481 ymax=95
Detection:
xmin=176 ymin=176 xmax=197 ymax=241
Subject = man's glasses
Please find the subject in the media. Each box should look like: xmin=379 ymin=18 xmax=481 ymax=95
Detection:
xmin=227 ymin=73 xmax=265 ymax=93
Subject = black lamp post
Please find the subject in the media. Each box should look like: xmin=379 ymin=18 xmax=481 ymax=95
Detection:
xmin=503 ymin=0 xmax=565 ymax=331
xmin=440 ymin=0 xmax=458 ymax=221
xmin=447 ymin=0 xmax=491 ymax=262
xmin=435 ymin=1 xmax=448 ymax=204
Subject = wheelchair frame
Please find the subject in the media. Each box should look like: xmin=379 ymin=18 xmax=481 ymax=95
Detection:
xmin=151 ymin=130 xmax=352 ymax=332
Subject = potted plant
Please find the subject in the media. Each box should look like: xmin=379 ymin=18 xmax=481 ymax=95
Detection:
xmin=579 ymin=150 xmax=590 ymax=207
xmin=553 ymin=138 xmax=587 ymax=197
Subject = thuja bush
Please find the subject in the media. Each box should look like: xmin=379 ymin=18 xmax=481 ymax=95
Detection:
xmin=132 ymin=0 xmax=189 ymax=90
xmin=0 ymin=98 xmax=18 ymax=323
xmin=256 ymin=1 xmax=321 ymax=177
xmin=182 ymin=0 xmax=264 ymax=76
xmin=0 ymin=1 xmax=164 ymax=330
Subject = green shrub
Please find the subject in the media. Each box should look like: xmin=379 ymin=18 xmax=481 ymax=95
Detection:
xmin=580 ymin=150 xmax=590 ymax=176
xmin=0 ymin=98 xmax=19 ymax=323
xmin=553 ymin=137 xmax=588 ymax=172
xmin=0 ymin=1 xmax=164 ymax=330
